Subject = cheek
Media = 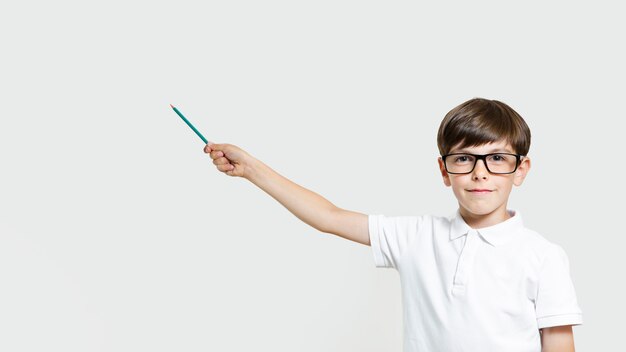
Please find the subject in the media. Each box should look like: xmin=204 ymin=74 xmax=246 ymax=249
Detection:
xmin=495 ymin=178 xmax=515 ymax=192
xmin=448 ymin=177 xmax=469 ymax=195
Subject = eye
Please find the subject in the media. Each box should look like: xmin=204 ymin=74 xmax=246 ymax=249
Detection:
xmin=488 ymin=154 xmax=508 ymax=162
xmin=453 ymin=155 xmax=473 ymax=163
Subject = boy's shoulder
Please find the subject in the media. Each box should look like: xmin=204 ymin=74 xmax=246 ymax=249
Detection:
xmin=517 ymin=226 xmax=563 ymax=255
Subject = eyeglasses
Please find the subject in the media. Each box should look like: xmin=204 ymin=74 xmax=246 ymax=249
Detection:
xmin=441 ymin=153 xmax=524 ymax=174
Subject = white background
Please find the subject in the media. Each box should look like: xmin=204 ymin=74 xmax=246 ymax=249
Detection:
xmin=1 ymin=1 xmax=623 ymax=350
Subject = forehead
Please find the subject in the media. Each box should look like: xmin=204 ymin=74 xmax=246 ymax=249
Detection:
xmin=449 ymin=140 xmax=514 ymax=154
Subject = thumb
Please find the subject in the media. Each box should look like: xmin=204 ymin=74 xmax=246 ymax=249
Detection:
xmin=204 ymin=141 xmax=217 ymax=153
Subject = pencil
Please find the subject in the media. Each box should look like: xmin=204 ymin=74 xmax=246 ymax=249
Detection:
xmin=170 ymin=104 xmax=209 ymax=144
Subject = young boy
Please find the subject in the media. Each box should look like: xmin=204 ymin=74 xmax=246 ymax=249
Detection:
xmin=203 ymin=98 xmax=583 ymax=352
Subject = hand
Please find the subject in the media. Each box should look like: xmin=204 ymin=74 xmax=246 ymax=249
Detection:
xmin=203 ymin=142 xmax=253 ymax=178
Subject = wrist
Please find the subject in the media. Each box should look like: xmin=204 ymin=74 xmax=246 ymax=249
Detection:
xmin=243 ymin=156 xmax=265 ymax=182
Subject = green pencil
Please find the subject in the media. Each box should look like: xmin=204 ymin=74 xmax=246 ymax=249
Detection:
xmin=170 ymin=104 xmax=209 ymax=144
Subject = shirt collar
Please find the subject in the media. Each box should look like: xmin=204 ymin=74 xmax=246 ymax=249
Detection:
xmin=449 ymin=209 xmax=524 ymax=247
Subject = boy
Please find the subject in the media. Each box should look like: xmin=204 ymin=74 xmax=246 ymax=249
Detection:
xmin=203 ymin=98 xmax=583 ymax=352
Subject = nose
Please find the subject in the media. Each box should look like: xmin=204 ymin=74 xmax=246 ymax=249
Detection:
xmin=472 ymin=159 xmax=489 ymax=180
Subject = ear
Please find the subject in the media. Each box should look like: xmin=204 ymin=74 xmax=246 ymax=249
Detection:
xmin=438 ymin=157 xmax=451 ymax=187
xmin=513 ymin=156 xmax=531 ymax=186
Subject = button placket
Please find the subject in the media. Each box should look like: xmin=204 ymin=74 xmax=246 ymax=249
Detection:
xmin=452 ymin=229 xmax=479 ymax=295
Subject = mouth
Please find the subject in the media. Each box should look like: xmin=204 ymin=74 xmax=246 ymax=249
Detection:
xmin=467 ymin=189 xmax=493 ymax=194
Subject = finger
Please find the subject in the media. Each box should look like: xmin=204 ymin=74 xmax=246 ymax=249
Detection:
xmin=210 ymin=151 xmax=224 ymax=159
xmin=217 ymin=164 xmax=234 ymax=172
xmin=213 ymin=157 xmax=230 ymax=165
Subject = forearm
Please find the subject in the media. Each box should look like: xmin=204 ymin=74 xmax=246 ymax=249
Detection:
xmin=244 ymin=157 xmax=338 ymax=233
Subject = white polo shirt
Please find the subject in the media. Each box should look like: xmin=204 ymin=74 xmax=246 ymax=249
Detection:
xmin=369 ymin=209 xmax=583 ymax=352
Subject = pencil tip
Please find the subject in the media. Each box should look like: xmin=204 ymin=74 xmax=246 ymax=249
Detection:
xmin=170 ymin=104 xmax=174 ymax=109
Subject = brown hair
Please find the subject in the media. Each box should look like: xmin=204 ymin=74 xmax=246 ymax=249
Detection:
xmin=437 ymin=98 xmax=531 ymax=156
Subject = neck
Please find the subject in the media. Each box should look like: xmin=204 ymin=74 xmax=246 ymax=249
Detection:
xmin=459 ymin=205 xmax=511 ymax=229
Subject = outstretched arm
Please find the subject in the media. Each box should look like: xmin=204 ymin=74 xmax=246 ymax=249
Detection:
xmin=204 ymin=142 xmax=370 ymax=246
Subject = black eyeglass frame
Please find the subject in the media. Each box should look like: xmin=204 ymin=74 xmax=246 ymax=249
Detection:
xmin=440 ymin=153 xmax=525 ymax=174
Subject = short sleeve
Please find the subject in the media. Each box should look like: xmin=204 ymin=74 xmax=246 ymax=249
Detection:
xmin=535 ymin=244 xmax=583 ymax=329
xmin=368 ymin=214 xmax=421 ymax=270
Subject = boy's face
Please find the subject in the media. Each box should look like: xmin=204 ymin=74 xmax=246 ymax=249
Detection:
xmin=437 ymin=139 xmax=531 ymax=222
